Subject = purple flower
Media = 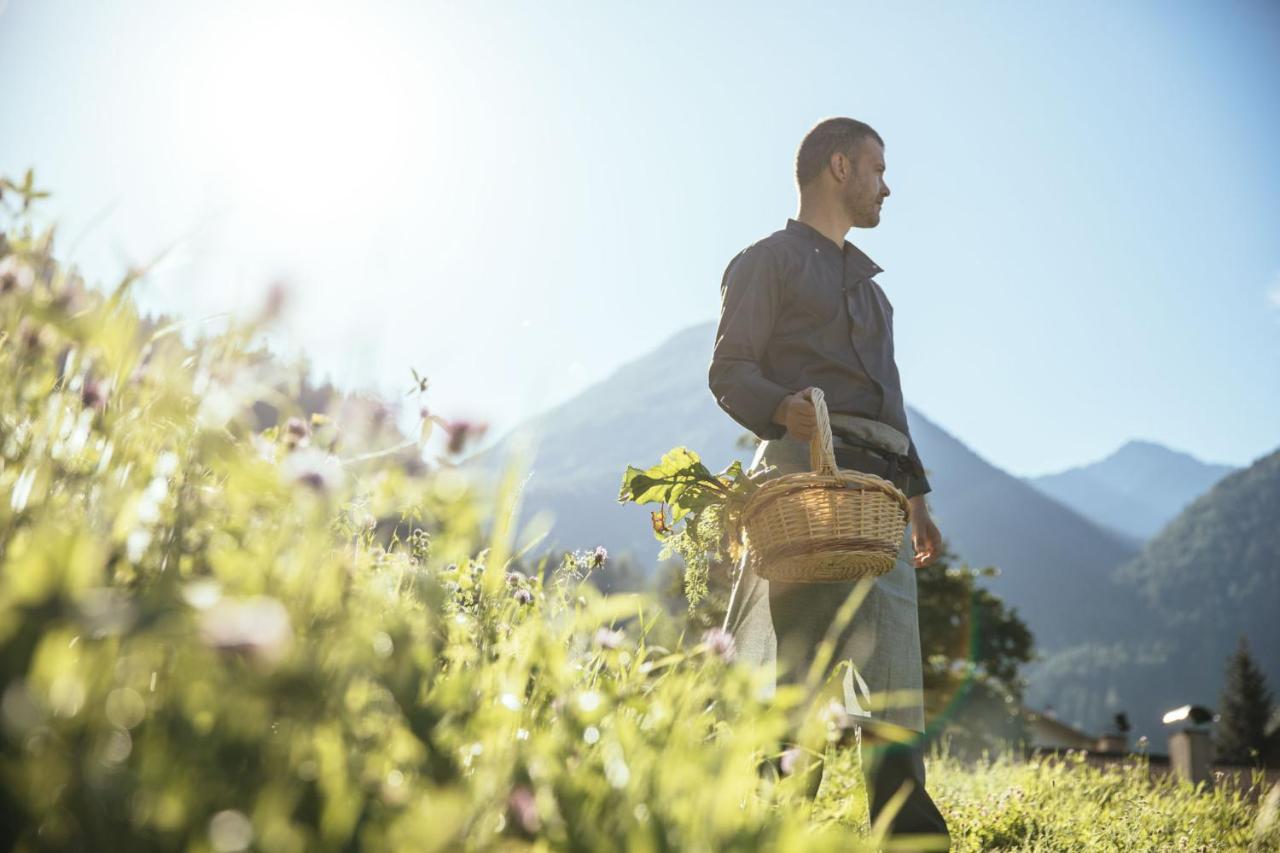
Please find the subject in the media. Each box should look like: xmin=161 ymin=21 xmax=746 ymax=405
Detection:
xmin=594 ymin=627 xmax=624 ymax=650
xmin=281 ymin=448 xmax=345 ymax=495
xmin=81 ymin=379 xmax=107 ymax=412
xmin=779 ymin=746 xmax=801 ymax=777
xmin=513 ymin=588 xmax=533 ymax=606
xmin=0 ymin=256 xmax=33 ymax=295
xmin=590 ymin=546 xmax=608 ymax=568
xmin=506 ymin=570 xmax=527 ymax=587
xmin=701 ymin=627 xmax=737 ymax=663
xmin=506 ymin=785 xmax=541 ymax=835
xmin=283 ymin=416 xmax=310 ymax=449
xmin=445 ymin=419 xmax=488 ymax=456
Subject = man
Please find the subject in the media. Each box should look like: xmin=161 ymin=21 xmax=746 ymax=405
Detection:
xmin=708 ymin=117 xmax=950 ymax=847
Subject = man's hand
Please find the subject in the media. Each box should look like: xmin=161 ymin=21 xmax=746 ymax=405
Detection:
xmin=771 ymin=387 xmax=819 ymax=442
xmin=908 ymin=495 xmax=942 ymax=568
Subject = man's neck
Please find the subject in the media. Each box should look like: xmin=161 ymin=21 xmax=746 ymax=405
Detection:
xmin=795 ymin=203 xmax=851 ymax=251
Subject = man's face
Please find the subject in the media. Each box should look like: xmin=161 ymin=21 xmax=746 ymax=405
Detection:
xmin=840 ymin=139 xmax=890 ymax=228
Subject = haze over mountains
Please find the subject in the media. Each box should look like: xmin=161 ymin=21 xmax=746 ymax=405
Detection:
xmin=474 ymin=321 xmax=1274 ymax=742
xmin=1027 ymin=440 xmax=1237 ymax=543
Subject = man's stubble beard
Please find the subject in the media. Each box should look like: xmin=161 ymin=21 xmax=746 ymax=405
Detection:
xmin=841 ymin=183 xmax=877 ymax=229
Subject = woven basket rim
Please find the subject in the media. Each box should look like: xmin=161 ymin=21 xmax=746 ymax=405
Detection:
xmin=742 ymin=468 xmax=909 ymax=527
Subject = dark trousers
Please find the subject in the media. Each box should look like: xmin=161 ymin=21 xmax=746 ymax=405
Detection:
xmin=861 ymin=736 xmax=951 ymax=849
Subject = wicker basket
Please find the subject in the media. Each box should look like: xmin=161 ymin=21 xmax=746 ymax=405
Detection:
xmin=741 ymin=388 xmax=909 ymax=583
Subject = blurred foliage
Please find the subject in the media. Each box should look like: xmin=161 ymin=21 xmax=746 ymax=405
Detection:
xmin=915 ymin=547 xmax=1035 ymax=759
xmin=1 ymin=172 xmax=1276 ymax=851
xmin=0 ymin=173 xmax=866 ymax=851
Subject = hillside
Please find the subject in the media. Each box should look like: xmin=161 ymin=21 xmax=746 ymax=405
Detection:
xmin=1029 ymin=448 xmax=1280 ymax=740
xmin=1028 ymin=440 xmax=1236 ymax=543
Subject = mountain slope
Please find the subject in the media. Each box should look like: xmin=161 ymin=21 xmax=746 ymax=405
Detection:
xmin=1028 ymin=440 xmax=1236 ymax=543
xmin=1029 ymin=448 xmax=1280 ymax=741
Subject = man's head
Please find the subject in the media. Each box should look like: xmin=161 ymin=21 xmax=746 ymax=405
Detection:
xmin=795 ymin=117 xmax=889 ymax=228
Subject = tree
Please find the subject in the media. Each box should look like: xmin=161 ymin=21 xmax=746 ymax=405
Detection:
xmin=1216 ymin=635 xmax=1275 ymax=765
xmin=915 ymin=544 xmax=1036 ymax=758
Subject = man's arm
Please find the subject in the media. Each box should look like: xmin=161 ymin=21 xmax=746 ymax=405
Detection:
xmin=904 ymin=437 xmax=931 ymax=498
xmin=905 ymin=440 xmax=941 ymax=567
xmin=708 ymin=244 xmax=793 ymax=441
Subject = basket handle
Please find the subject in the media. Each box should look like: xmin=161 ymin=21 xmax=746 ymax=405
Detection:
xmin=806 ymin=387 xmax=839 ymax=474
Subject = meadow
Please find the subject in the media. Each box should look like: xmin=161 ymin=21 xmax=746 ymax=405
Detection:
xmin=1 ymin=173 xmax=1276 ymax=851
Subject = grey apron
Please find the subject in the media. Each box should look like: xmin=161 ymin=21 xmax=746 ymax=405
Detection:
xmin=722 ymin=415 xmax=925 ymax=734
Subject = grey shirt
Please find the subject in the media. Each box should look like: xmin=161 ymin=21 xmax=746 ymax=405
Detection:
xmin=708 ymin=218 xmax=931 ymax=497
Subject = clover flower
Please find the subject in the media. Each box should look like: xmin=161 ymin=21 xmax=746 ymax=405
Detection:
xmin=445 ymin=419 xmax=488 ymax=456
xmin=283 ymin=416 xmax=310 ymax=449
xmin=506 ymin=785 xmax=540 ymax=835
xmin=280 ymin=448 xmax=346 ymax=495
xmin=513 ymin=588 xmax=533 ymax=606
xmin=701 ymin=627 xmax=737 ymax=663
xmin=0 ymin=255 xmax=33 ymax=295
xmin=594 ymin=627 xmax=624 ymax=650
xmin=80 ymin=379 xmax=107 ymax=413
xmin=779 ymin=746 xmax=801 ymax=776
xmin=591 ymin=546 xmax=608 ymax=568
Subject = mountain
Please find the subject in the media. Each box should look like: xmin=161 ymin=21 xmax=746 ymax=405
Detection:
xmin=474 ymin=321 xmax=1142 ymax=652
xmin=1027 ymin=440 xmax=1237 ymax=544
xmin=1029 ymin=448 xmax=1280 ymax=743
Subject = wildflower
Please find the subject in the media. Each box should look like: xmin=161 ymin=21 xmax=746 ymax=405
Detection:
xmin=280 ymin=448 xmax=345 ymax=495
xmin=701 ymin=627 xmax=737 ymax=663
xmin=820 ymin=698 xmax=852 ymax=740
xmin=513 ymin=588 xmax=533 ymax=606
xmin=594 ymin=627 xmax=624 ymax=650
xmin=17 ymin=318 xmax=54 ymax=353
xmin=80 ymin=379 xmax=107 ymax=413
xmin=257 ymin=280 xmax=289 ymax=325
xmin=506 ymin=570 xmax=527 ymax=586
xmin=444 ymin=419 xmax=488 ymax=456
xmin=199 ymin=596 xmax=293 ymax=667
xmin=506 ymin=785 xmax=541 ymax=836
xmin=283 ymin=416 xmax=310 ymax=449
xmin=591 ymin=545 xmax=608 ymax=568
xmin=0 ymin=255 xmax=33 ymax=295
xmin=779 ymin=746 xmax=801 ymax=776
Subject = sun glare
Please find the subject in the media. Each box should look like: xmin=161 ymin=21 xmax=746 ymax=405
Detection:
xmin=182 ymin=9 xmax=413 ymax=236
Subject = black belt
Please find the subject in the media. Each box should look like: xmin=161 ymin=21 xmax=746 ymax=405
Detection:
xmin=829 ymin=433 xmax=917 ymax=493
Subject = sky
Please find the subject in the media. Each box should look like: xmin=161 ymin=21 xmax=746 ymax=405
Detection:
xmin=1 ymin=0 xmax=1277 ymax=477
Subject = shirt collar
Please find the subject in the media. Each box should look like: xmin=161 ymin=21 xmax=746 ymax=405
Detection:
xmin=785 ymin=218 xmax=884 ymax=278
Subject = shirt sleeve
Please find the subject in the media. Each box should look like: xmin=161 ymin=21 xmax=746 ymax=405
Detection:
xmin=904 ymin=436 xmax=932 ymax=498
xmin=708 ymin=244 xmax=793 ymax=441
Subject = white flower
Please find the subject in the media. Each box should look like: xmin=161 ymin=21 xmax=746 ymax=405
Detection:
xmin=199 ymin=596 xmax=293 ymax=667
xmin=280 ymin=447 xmax=346 ymax=495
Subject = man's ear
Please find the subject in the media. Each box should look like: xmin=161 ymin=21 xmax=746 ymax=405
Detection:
xmin=828 ymin=151 xmax=851 ymax=184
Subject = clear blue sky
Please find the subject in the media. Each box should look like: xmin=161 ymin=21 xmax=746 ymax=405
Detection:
xmin=2 ymin=0 xmax=1277 ymax=476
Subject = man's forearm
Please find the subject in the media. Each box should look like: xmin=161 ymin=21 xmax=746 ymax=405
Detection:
xmin=907 ymin=494 xmax=930 ymax=522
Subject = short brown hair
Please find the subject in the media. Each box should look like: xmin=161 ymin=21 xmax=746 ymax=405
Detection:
xmin=795 ymin=117 xmax=884 ymax=187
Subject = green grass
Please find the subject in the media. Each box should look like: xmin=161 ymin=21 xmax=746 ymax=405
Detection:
xmin=807 ymin=744 xmax=1279 ymax=851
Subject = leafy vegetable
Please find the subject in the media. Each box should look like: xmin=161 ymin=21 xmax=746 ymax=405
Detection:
xmin=618 ymin=448 xmax=764 ymax=606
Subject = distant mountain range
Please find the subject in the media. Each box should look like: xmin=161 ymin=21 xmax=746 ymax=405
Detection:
xmin=1026 ymin=441 xmax=1237 ymax=543
xmin=1028 ymin=448 xmax=1280 ymax=743
xmin=473 ymin=321 xmax=1276 ymax=744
